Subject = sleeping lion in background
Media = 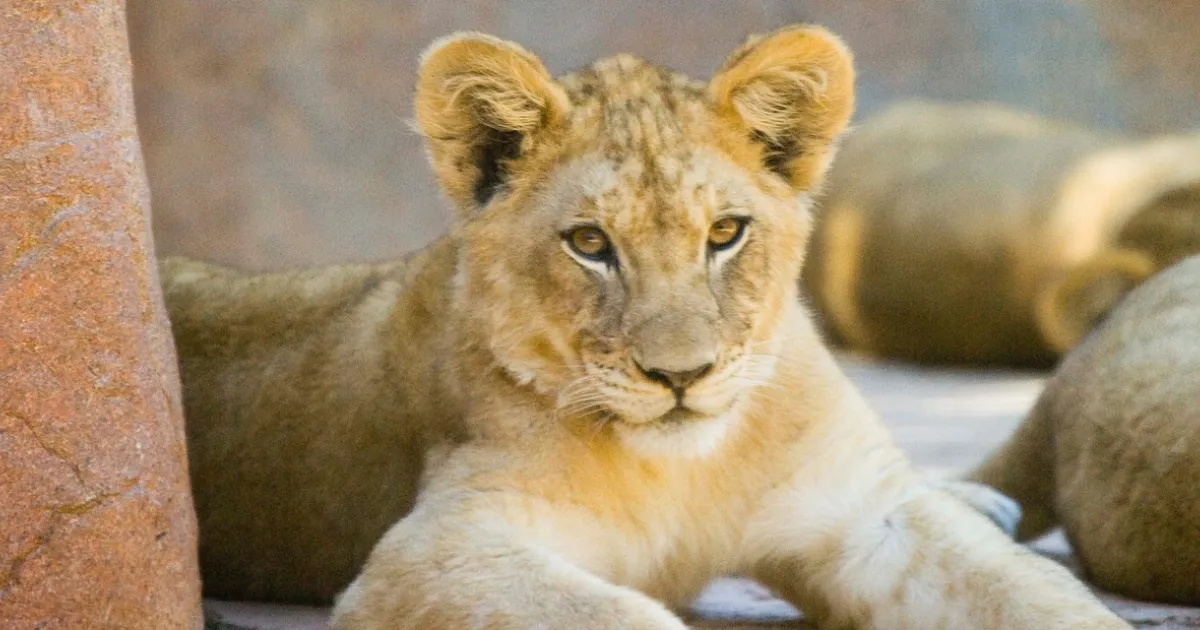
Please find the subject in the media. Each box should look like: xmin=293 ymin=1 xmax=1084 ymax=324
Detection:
xmin=161 ymin=26 xmax=1131 ymax=630
xmin=971 ymin=255 xmax=1200 ymax=605
xmin=804 ymin=100 xmax=1200 ymax=366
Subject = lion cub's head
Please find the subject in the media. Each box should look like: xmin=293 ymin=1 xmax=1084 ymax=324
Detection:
xmin=415 ymin=27 xmax=854 ymax=455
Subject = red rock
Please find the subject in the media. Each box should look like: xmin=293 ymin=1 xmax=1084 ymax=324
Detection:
xmin=0 ymin=1 xmax=203 ymax=628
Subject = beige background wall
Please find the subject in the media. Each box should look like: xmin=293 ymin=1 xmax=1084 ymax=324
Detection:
xmin=128 ymin=0 xmax=1200 ymax=271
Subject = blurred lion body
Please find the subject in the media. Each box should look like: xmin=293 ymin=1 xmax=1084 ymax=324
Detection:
xmin=805 ymin=101 xmax=1200 ymax=365
xmin=165 ymin=30 xmax=1129 ymax=630
xmin=971 ymin=256 xmax=1200 ymax=604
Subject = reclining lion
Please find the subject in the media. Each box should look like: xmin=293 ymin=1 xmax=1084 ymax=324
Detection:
xmin=162 ymin=28 xmax=1130 ymax=629
xmin=970 ymin=255 xmax=1200 ymax=605
xmin=804 ymin=100 xmax=1200 ymax=365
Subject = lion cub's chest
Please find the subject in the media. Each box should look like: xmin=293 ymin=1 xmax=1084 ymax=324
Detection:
xmin=534 ymin=443 xmax=771 ymax=606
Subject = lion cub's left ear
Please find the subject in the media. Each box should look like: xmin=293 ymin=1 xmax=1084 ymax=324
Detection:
xmin=415 ymin=33 xmax=570 ymax=212
xmin=710 ymin=25 xmax=855 ymax=192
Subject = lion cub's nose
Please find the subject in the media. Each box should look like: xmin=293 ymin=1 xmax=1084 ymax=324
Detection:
xmin=629 ymin=308 xmax=719 ymax=394
xmin=636 ymin=361 xmax=714 ymax=393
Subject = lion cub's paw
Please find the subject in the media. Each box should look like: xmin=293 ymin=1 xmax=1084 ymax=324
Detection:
xmin=937 ymin=480 xmax=1023 ymax=537
xmin=331 ymin=588 xmax=689 ymax=630
xmin=584 ymin=597 xmax=691 ymax=630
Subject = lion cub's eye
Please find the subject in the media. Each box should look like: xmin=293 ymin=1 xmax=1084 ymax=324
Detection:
xmin=708 ymin=217 xmax=748 ymax=251
xmin=566 ymin=226 xmax=613 ymax=262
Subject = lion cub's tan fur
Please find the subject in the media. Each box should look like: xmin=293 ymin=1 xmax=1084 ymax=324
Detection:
xmin=165 ymin=28 xmax=1130 ymax=629
xmin=971 ymin=256 xmax=1200 ymax=605
xmin=804 ymin=101 xmax=1200 ymax=366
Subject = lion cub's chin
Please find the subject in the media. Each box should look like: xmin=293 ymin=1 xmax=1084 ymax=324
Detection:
xmin=612 ymin=410 xmax=736 ymax=459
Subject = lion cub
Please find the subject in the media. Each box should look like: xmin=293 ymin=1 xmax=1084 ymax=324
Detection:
xmin=971 ymin=255 xmax=1200 ymax=605
xmin=163 ymin=27 xmax=1130 ymax=629
xmin=804 ymin=101 xmax=1200 ymax=366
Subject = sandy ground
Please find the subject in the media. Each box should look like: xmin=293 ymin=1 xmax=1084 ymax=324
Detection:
xmin=204 ymin=354 xmax=1200 ymax=629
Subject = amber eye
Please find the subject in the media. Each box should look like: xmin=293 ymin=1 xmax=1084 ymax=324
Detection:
xmin=708 ymin=217 xmax=747 ymax=250
xmin=566 ymin=226 xmax=613 ymax=261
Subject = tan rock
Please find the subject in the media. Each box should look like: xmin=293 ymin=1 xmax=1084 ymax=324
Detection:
xmin=0 ymin=1 xmax=202 ymax=628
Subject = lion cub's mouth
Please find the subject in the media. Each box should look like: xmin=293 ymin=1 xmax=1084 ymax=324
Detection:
xmin=658 ymin=405 xmax=708 ymax=424
xmin=616 ymin=405 xmax=733 ymax=457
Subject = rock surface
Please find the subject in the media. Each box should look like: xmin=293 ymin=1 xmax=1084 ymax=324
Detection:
xmin=0 ymin=1 xmax=203 ymax=628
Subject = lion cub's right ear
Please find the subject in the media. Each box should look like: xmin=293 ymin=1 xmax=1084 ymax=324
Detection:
xmin=1036 ymin=248 xmax=1156 ymax=354
xmin=415 ymin=33 xmax=569 ymax=213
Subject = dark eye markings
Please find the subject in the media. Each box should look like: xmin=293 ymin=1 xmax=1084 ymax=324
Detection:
xmin=562 ymin=215 xmax=751 ymax=273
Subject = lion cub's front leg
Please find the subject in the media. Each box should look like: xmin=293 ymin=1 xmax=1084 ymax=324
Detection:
xmin=330 ymin=496 xmax=687 ymax=630
xmin=742 ymin=430 xmax=1131 ymax=630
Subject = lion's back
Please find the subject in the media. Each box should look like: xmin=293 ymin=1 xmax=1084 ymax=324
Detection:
xmin=159 ymin=255 xmax=428 ymax=603
xmin=804 ymin=101 xmax=1106 ymax=365
xmin=1048 ymin=255 xmax=1200 ymax=603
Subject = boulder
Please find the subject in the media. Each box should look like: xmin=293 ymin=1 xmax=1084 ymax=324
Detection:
xmin=0 ymin=1 xmax=203 ymax=628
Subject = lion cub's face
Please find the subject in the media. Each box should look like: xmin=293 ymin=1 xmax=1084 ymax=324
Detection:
xmin=416 ymin=28 xmax=854 ymax=455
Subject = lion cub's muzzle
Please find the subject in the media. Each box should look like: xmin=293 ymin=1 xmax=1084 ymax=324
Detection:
xmin=629 ymin=310 xmax=720 ymax=408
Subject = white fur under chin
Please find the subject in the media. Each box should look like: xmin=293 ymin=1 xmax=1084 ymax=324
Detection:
xmin=614 ymin=413 xmax=733 ymax=458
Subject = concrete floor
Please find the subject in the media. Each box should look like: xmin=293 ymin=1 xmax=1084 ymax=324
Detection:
xmin=204 ymin=354 xmax=1200 ymax=629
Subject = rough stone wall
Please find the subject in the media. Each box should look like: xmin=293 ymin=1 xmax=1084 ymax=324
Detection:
xmin=0 ymin=1 xmax=203 ymax=628
xmin=128 ymin=0 xmax=1200 ymax=272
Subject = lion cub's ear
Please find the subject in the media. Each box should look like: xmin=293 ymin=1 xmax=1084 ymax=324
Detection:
xmin=415 ymin=33 xmax=569 ymax=212
xmin=710 ymin=25 xmax=855 ymax=192
xmin=1036 ymin=248 xmax=1156 ymax=354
